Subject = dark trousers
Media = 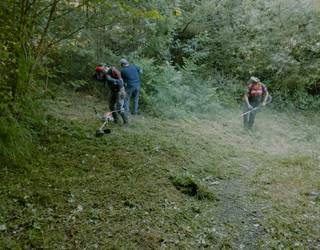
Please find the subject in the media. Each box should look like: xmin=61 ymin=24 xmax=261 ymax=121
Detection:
xmin=243 ymin=100 xmax=260 ymax=129
xmin=124 ymin=86 xmax=140 ymax=115
xmin=109 ymin=88 xmax=128 ymax=123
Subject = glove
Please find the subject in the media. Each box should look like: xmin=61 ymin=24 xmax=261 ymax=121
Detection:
xmin=261 ymin=102 xmax=266 ymax=107
xmin=247 ymin=104 xmax=253 ymax=109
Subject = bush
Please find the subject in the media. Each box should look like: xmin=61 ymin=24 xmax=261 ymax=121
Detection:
xmin=0 ymin=94 xmax=46 ymax=169
xmin=134 ymin=57 xmax=238 ymax=119
xmin=0 ymin=115 xmax=35 ymax=168
xmin=272 ymin=91 xmax=320 ymax=111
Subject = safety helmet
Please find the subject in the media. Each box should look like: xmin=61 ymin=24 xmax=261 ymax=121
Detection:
xmin=250 ymin=76 xmax=260 ymax=83
xmin=95 ymin=66 xmax=105 ymax=72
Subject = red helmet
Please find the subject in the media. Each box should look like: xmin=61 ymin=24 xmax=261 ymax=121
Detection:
xmin=95 ymin=66 xmax=105 ymax=72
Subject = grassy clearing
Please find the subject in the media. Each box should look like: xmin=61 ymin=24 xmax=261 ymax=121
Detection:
xmin=1 ymin=89 xmax=319 ymax=249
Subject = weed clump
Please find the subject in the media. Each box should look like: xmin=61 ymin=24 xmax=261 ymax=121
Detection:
xmin=169 ymin=175 xmax=217 ymax=201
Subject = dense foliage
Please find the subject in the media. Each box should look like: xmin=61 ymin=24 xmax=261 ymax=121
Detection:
xmin=1 ymin=0 xmax=320 ymax=167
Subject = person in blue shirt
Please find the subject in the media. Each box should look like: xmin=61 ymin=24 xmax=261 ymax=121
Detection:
xmin=119 ymin=58 xmax=142 ymax=115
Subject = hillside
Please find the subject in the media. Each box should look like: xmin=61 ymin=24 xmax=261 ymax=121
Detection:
xmin=1 ymin=89 xmax=320 ymax=249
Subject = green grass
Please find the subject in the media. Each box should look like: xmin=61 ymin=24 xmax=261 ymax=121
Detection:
xmin=1 ymin=89 xmax=319 ymax=249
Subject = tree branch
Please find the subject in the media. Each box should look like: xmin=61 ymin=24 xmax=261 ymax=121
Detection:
xmin=47 ymin=26 xmax=85 ymax=48
xmin=52 ymin=2 xmax=87 ymax=21
xmin=35 ymin=0 xmax=59 ymax=53
xmin=47 ymin=22 xmax=113 ymax=48
xmin=180 ymin=18 xmax=195 ymax=34
xmin=28 ymin=0 xmax=60 ymax=84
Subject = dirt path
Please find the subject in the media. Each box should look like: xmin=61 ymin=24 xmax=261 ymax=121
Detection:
xmin=211 ymin=173 xmax=266 ymax=249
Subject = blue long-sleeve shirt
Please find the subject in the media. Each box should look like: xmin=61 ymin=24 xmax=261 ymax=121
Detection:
xmin=120 ymin=64 xmax=142 ymax=88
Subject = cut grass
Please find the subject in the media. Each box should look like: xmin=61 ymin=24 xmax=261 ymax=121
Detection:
xmin=251 ymin=155 xmax=320 ymax=249
xmin=1 ymin=89 xmax=320 ymax=249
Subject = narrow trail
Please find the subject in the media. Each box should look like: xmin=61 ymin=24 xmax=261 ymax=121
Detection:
xmin=212 ymin=173 xmax=267 ymax=249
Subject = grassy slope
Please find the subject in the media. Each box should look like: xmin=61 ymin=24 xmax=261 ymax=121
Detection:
xmin=1 ymin=89 xmax=320 ymax=249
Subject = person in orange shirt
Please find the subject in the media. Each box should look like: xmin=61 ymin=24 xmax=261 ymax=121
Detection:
xmin=243 ymin=76 xmax=269 ymax=129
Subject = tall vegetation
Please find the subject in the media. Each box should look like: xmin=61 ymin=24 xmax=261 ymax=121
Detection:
xmin=172 ymin=0 xmax=320 ymax=106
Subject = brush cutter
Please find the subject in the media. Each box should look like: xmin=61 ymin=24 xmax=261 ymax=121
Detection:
xmin=94 ymin=107 xmax=121 ymax=137
xmin=240 ymin=95 xmax=272 ymax=117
